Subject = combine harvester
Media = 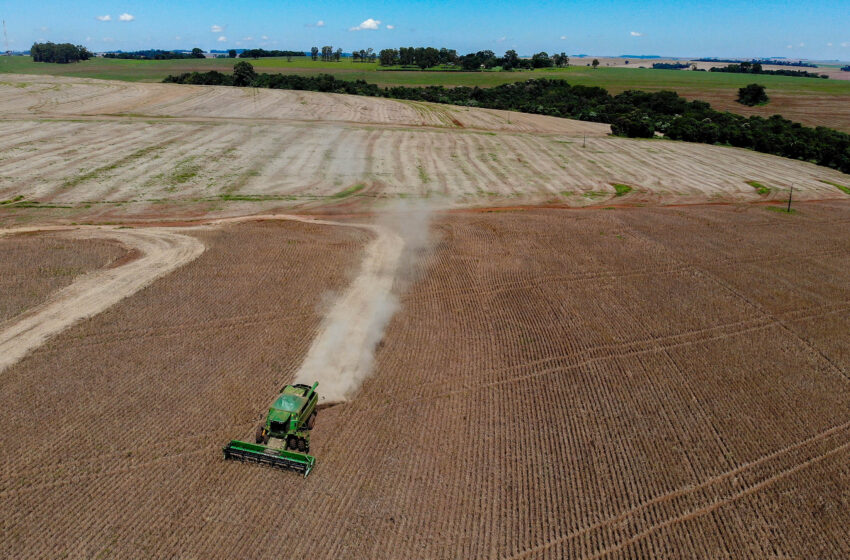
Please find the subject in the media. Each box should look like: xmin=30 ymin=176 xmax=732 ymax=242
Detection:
xmin=223 ymin=382 xmax=319 ymax=477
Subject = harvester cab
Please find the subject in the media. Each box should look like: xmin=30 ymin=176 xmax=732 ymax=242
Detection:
xmin=223 ymin=381 xmax=319 ymax=476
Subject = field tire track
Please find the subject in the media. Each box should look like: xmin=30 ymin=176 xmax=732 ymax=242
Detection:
xmin=0 ymin=226 xmax=205 ymax=373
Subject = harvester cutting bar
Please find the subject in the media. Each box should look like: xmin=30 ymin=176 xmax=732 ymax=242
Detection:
xmin=223 ymin=440 xmax=316 ymax=477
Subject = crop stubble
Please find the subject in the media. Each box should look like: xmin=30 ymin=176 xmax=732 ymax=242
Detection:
xmin=0 ymin=232 xmax=127 ymax=322
xmin=1 ymin=202 xmax=848 ymax=558
xmin=1 ymin=74 xmax=849 ymax=221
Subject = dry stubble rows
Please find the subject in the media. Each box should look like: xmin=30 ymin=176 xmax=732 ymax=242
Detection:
xmin=1 ymin=202 xmax=849 ymax=558
xmin=1 ymin=74 xmax=849 ymax=220
xmin=0 ymin=232 xmax=128 ymax=322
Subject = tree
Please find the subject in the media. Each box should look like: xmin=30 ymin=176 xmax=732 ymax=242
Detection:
xmin=191 ymin=48 xmax=205 ymax=59
xmin=228 ymin=49 xmax=237 ymax=58
xmin=552 ymin=52 xmax=569 ymax=68
xmin=232 ymin=61 xmax=257 ymax=86
xmin=737 ymin=83 xmax=768 ymax=106
xmin=592 ymin=58 xmax=600 ymax=69
xmin=334 ymin=48 xmax=343 ymax=62
xmin=311 ymin=47 xmax=319 ymax=61
xmin=531 ymin=52 xmax=553 ymax=68
xmin=379 ymin=48 xmax=399 ymax=66
xmin=502 ymin=50 xmax=520 ymax=71
xmin=30 ymin=42 xmax=92 ymax=63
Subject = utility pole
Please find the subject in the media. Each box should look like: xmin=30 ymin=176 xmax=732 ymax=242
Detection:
xmin=2 ymin=21 xmax=10 ymax=56
xmin=787 ymin=184 xmax=793 ymax=213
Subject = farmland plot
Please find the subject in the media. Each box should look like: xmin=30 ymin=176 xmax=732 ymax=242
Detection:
xmin=1 ymin=74 xmax=849 ymax=222
xmin=1 ymin=202 xmax=848 ymax=558
xmin=0 ymin=232 xmax=127 ymax=322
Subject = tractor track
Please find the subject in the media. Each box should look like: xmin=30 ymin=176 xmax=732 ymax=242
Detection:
xmin=0 ymin=226 xmax=205 ymax=373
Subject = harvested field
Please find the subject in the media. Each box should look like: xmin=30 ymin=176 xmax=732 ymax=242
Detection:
xmin=0 ymin=232 xmax=127 ymax=322
xmin=0 ymin=74 xmax=607 ymax=135
xmin=1 ymin=75 xmax=849 ymax=222
xmin=0 ymin=226 xmax=205 ymax=372
xmin=1 ymin=202 xmax=848 ymax=558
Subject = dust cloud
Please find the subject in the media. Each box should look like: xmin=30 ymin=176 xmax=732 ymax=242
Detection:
xmin=293 ymin=200 xmax=438 ymax=403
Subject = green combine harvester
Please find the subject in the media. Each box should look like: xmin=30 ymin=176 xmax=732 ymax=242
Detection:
xmin=223 ymin=381 xmax=319 ymax=477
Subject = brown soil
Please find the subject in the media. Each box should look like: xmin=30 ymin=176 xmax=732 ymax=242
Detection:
xmin=0 ymin=232 xmax=127 ymax=322
xmin=1 ymin=202 xmax=848 ymax=558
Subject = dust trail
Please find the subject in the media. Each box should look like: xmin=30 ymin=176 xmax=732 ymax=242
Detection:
xmin=0 ymin=226 xmax=205 ymax=373
xmin=292 ymin=201 xmax=436 ymax=403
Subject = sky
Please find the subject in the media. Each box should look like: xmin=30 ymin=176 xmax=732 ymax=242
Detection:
xmin=3 ymin=0 xmax=850 ymax=60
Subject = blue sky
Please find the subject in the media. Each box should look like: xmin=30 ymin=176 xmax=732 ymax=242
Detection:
xmin=4 ymin=0 xmax=850 ymax=60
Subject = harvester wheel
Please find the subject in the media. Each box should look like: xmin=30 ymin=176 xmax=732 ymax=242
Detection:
xmin=307 ymin=412 xmax=317 ymax=430
xmin=255 ymin=425 xmax=265 ymax=444
xmin=297 ymin=438 xmax=306 ymax=452
xmin=287 ymin=436 xmax=297 ymax=450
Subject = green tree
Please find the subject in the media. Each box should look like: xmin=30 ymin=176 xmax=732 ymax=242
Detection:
xmin=311 ymin=46 xmax=319 ymax=61
xmin=531 ymin=52 xmax=553 ymax=68
xmin=592 ymin=58 xmax=599 ymax=69
xmin=502 ymin=50 xmax=520 ymax=71
xmin=191 ymin=48 xmax=205 ymax=59
xmin=737 ymin=83 xmax=769 ymax=106
xmin=228 ymin=49 xmax=237 ymax=58
xmin=232 ymin=61 xmax=257 ymax=86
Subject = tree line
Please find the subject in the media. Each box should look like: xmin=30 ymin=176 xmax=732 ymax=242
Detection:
xmin=239 ymin=49 xmax=305 ymax=59
xmin=375 ymin=48 xmax=569 ymax=71
xmin=31 ymin=42 xmax=92 ymax=63
xmin=696 ymin=58 xmax=818 ymax=68
xmin=651 ymin=62 xmax=692 ymax=70
xmin=104 ymin=49 xmax=205 ymax=60
xmin=710 ymin=61 xmax=828 ymax=79
xmin=162 ymin=64 xmax=850 ymax=175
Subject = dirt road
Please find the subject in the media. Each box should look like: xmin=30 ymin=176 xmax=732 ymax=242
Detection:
xmin=0 ymin=214 xmax=406 ymax=401
xmin=0 ymin=226 xmax=205 ymax=372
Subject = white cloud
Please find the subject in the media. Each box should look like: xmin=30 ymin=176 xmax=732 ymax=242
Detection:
xmin=175 ymin=36 xmax=181 ymax=41
xmin=39 ymin=26 xmax=49 ymax=32
xmin=827 ymin=42 xmax=833 ymax=47
xmin=118 ymin=13 xmax=135 ymax=22
xmin=560 ymin=35 xmax=567 ymax=40
xmin=386 ymin=24 xmax=395 ymax=30
xmin=787 ymin=44 xmax=793 ymax=49
xmin=242 ymin=36 xmax=253 ymax=41
xmin=217 ymin=36 xmax=227 ymax=42
xmin=496 ymin=36 xmax=506 ymax=42
xmin=211 ymin=24 xmax=224 ymax=33
xmin=630 ymin=31 xmax=643 ymax=37
xmin=349 ymin=18 xmax=381 ymax=31
xmin=85 ymin=36 xmax=92 ymax=42
xmin=102 ymin=37 xmax=114 ymax=43
xmin=261 ymin=35 xmax=269 ymax=40
xmin=96 ymin=15 xmax=111 ymax=22
xmin=317 ymin=20 xmax=325 ymax=27
xmin=842 ymin=42 xmax=850 ymax=47
xmin=799 ymin=42 xmax=805 ymax=47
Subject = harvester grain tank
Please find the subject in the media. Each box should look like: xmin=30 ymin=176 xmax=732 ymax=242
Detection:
xmin=223 ymin=382 xmax=319 ymax=476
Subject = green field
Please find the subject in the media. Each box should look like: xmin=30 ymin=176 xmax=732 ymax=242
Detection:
xmin=3 ymin=55 xmax=850 ymax=95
